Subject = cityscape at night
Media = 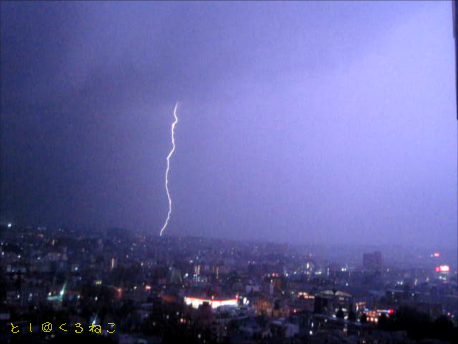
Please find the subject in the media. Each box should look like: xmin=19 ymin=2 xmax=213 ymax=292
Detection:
xmin=1 ymin=1 xmax=457 ymax=344
xmin=0 ymin=225 xmax=457 ymax=343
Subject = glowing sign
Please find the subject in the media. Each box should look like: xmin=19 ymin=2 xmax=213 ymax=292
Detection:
xmin=184 ymin=297 xmax=237 ymax=309
xmin=436 ymin=265 xmax=450 ymax=273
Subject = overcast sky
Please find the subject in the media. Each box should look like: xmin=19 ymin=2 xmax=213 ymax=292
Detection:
xmin=1 ymin=1 xmax=456 ymax=249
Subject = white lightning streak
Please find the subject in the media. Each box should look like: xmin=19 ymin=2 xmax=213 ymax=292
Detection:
xmin=159 ymin=102 xmax=179 ymax=236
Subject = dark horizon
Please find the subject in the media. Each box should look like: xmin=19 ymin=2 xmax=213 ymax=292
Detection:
xmin=2 ymin=222 xmax=456 ymax=255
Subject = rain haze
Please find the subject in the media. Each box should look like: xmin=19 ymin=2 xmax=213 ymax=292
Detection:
xmin=1 ymin=1 xmax=456 ymax=250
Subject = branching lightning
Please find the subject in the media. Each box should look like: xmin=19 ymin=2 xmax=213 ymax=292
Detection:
xmin=159 ymin=102 xmax=179 ymax=236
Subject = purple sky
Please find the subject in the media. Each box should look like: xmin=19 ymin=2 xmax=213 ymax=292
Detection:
xmin=1 ymin=1 xmax=456 ymax=248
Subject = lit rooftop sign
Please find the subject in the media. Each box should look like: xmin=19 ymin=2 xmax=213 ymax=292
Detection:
xmin=184 ymin=296 xmax=238 ymax=309
xmin=436 ymin=265 xmax=450 ymax=273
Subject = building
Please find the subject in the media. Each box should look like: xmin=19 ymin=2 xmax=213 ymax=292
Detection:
xmin=363 ymin=251 xmax=382 ymax=271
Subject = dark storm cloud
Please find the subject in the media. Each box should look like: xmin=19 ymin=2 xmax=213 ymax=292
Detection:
xmin=1 ymin=2 xmax=456 ymax=249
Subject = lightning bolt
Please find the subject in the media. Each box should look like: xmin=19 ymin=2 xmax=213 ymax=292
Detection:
xmin=159 ymin=102 xmax=179 ymax=236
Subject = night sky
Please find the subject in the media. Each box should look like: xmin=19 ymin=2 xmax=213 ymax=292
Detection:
xmin=1 ymin=2 xmax=456 ymax=248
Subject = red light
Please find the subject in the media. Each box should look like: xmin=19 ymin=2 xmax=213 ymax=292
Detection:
xmin=388 ymin=309 xmax=394 ymax=314
xmin=145 ymin=285 xmax=151 ymax=291
xmin=436 ymin=265 xmax=450 ymax=273
xmin=433 ymin=253 xmax=440 ymax=257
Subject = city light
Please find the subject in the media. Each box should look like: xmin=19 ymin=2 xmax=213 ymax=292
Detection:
xmin=184 ymin=296 xmax=238 ymax=309
xmin=436 ymin=265 xmax=450 ymax=273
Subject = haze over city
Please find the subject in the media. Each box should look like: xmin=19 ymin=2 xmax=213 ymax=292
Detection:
xmin=1 ymin=1 xmax=456 ymax=248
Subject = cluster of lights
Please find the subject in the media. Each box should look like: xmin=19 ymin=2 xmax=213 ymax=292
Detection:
xmin=298 ymin=292 xmax=315 ymax=299
xmin=364 ymin=309 xmax=394 ymax=323
xmin=436 ymin=265 xmax=450 ymax=273
xmin=184 ymin=296 xmax=238 ymax=309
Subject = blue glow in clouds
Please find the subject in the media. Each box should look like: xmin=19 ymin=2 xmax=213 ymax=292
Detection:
xmin=159 ymin=102 xmax=179 ymax=236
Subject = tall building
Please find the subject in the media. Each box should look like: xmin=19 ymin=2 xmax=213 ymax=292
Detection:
xmin=363 ymin=251 xmax=382 ymax=271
